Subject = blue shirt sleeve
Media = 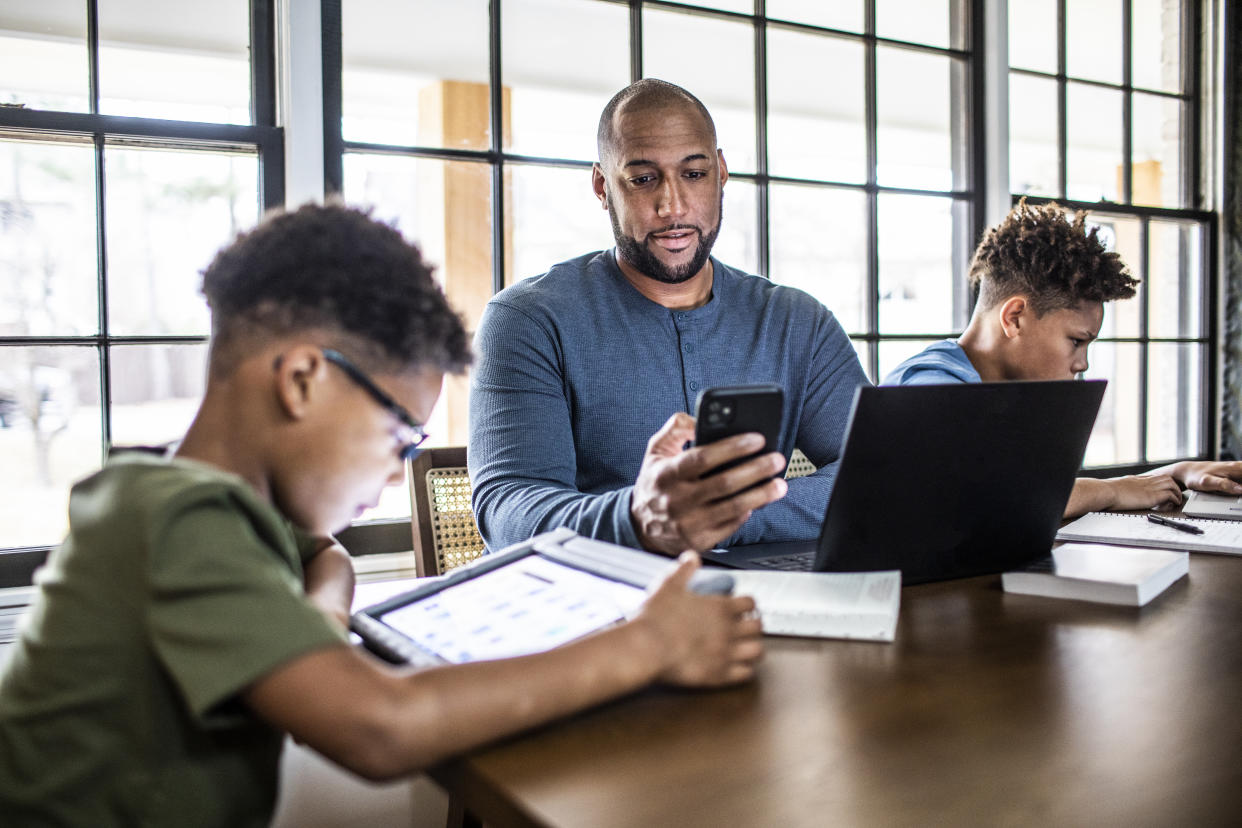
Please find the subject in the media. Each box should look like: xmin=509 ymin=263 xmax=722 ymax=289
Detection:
xmin=468 ymin=299 xmax=643 ymax=550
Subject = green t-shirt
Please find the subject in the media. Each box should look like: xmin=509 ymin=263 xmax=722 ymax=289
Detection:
xmin=0 ymin=454 xmax=347 ymax=827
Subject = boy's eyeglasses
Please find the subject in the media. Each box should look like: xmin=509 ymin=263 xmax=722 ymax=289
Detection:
xmin=321 ymin=349 xmax=429 ymax=461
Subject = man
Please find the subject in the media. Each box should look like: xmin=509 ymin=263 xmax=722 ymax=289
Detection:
xmin=470 ymin=79 xmax=869 ymax=555
xmin=884 ymin=199 xmax=1242 ymax=517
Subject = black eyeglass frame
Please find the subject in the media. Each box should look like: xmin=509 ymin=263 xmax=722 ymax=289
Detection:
xmin=321 ymin=348 xmax=429 ymax=460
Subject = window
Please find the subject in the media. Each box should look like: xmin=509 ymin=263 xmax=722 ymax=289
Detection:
xmin=0 ymin=0 xmax=281 ymax=555
xmin=1007 ymin=0 xmax=1211 ymax=468
xmin=328 ymin=0 xmax=979 ymax=523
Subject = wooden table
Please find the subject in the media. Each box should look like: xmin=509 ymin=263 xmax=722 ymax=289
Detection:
xmin=430 ymin=554 xmax=1242 ymax=827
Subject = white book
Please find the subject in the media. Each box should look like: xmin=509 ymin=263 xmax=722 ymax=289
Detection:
xmin=729 ymin=570 xmax=900 ymax=642
xmin=1181 ymin=490 xmax=1242 ymax=521
xmin=1055 ymin=511 xmax=1242 ymax=555
xmin=1002 ymin=543 xmax=1188 ymax=606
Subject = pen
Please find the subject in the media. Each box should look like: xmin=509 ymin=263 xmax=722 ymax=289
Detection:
xmin=1147 ymin=513 xmax=1205 ymax=535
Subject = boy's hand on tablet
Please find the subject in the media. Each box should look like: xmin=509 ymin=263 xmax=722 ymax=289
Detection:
xmin=633 ymin=551 xmax=763 ymax=688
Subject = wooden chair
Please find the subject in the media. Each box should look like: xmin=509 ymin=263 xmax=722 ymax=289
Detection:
xmin=786 ymin=448 xmax=817 ymax=479
xmin=408 ymin=446 xmax=487 ymax=577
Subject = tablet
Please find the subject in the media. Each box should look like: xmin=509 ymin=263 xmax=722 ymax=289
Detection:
xmin=351 ymin=528 xmax=734 ymax=668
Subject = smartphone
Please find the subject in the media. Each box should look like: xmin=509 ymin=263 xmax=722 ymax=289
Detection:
xmin=693 ymin=384 xmax=784 ymax=478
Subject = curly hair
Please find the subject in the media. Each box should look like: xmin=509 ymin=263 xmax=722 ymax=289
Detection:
xmin=970 ymin=199 xmax=1139 ymax=315
xmin=200 ymin=202 xmax=470 ymax=376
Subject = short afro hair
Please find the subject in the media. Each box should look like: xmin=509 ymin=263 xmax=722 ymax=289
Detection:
xmin=597 ymin=78 xmax=716 ymax=167
xmin=200 ymin=202 xmax=470 ymax=376
xmin=970 ymin=198 xmax=1139 ymax=315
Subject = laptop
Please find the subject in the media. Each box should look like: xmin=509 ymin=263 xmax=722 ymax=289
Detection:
xmin=702 ymin=380 xmax=1106 ymax=585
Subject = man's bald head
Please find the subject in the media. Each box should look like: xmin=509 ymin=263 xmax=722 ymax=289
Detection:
xmin=596 ymin=79 xmax=717 ymax=168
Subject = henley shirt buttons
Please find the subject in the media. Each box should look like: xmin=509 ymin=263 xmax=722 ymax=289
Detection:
xmin=689 ymin=381 xmax=698 ymax=391
xmin=685 ymin=344 xmax=694 ymax=353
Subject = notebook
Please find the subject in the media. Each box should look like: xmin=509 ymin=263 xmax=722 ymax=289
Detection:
xmin=1002 ymin=543 xmax=1188 ymax=606
xmin=1181 ymin=490 xmax=1242 ymax=521
xmin=703 ymin=380 xmax=1106 ymax=584
xmin=1055 ymin=511 xmax=1242 ymax=555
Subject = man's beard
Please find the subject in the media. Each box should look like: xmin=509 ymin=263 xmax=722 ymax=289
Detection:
xmin=609 ymin=193 xmax=724 ymax=284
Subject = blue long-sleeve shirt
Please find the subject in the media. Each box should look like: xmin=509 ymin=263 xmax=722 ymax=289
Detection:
xmin=468 ymin=250 xmax=870 ymax=550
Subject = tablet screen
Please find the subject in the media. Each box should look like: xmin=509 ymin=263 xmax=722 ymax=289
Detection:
xmin=377 ymin=555 xmax=648 ymax=664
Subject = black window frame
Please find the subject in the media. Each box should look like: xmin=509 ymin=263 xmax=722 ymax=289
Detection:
xmin=1007 ymin=0 xmax=1217 ymax=476
xmin=0 ymin=0 xmax=284 ymax=582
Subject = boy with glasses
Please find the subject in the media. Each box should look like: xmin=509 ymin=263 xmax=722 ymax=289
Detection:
xmin=0 ymin=203 xmax=762 ymax=826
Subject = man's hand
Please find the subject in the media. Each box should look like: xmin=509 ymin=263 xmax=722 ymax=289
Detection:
xmin=630 ymin=412 xmax=787 ymax=555
xmin=634 ymin=551 xmax=764 ymax=687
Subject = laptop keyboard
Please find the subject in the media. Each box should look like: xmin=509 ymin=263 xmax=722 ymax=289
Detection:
xmin=751 ymin=551 xmax=815 ymax=571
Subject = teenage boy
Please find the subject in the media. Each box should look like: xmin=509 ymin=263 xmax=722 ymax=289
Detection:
xmin=0 ymin=204 xmax=763 ymax=826
xmin=884 ymin=199 xmax=1242 ymax=518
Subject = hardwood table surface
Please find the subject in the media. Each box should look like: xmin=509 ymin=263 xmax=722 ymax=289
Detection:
xmin=430 ymin=552 xmax=1242 ymax=828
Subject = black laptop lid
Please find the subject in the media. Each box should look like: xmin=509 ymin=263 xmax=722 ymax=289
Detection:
xmin=817 ymin=380 xmax=1105 ymax=584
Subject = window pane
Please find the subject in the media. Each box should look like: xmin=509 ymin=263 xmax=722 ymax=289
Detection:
xmin=878 ymin=339 xmax=941 ymax=383
xmin=510 ymin=164 xmax=613 ymax=287
xmin=644 ymin=8 xmax=757 ymax=173
xmin=0 ymin=346 xmax=101 ymax=548
xmin=876 ymin=0 xmax=963 ymax=50
xmin=1132 ymin=93 xmax=1184 ymax=208
xmin=768 ymin=184 xmax=867 ymax=333
xmin=109 ymin=344 xmax=207 ymax=447
xmin=97 ymin=1 xmax=250 ymax=123
xmin=1132 ymin=0 xmax=1182 ymax=94
xmin=877 ymin=48 xmax=966 ymax=191
xmin=850 ymin=338 xmax=874 ymax=382
xmin=1067 ymin=83 xmax=1122 ymax=202
xmin=672 ymin=0 xmax=752 ymax=12
xmin=346 ymin=153 xmax=494 ymax=326
xmin=104 ymin=146 xmax=258 ymax=337
xmin=503 ymin=0 xmax=628 ymax=161
xmin=1087 ymin=213 xmax=1142 ymax=339
xmin=0 ymin=139 xmax=98 ymax=336
xmin=0 ymin=0 xmax=89 ymax=112
xmin=1083 ymin=342 xmax=1141 ymax=466
xmin=767 ymin=29 xmax=865 ymax=184
xmin=1147 ymin=343 xmax=1202 ymax=460
xmin=716 ymin=178 xmax=760 ymax=276
xmin=878 ymin=194 xmax=960 ymax=334
xmin=1008 ymin=0 xmax=1057 ymax=74
xmin=343 ymin=0 xmax=490 ymax=148
xmin=1148 ymin=220 xmax=1202 ymax=338
xmin=345 ymin=151 xmax=496 ymax=520
xmin=1066 ymin=0 xmax=1123 ymax=84
xmin=1008 ymin=73 xmax=1059 ymax=196
xmin=767 ymin=0 xmax=863 ymax=32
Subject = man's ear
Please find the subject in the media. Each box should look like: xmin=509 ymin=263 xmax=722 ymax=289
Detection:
xmin=592 ymin=163 xmax=608 ymax=210
xmin=717 ymin=149 xmax=729 ymax=187
xmin=272 ymin=345 xmax=329 ymax=421
xmin=997 ymin=295 xmax=1030 ymax=340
